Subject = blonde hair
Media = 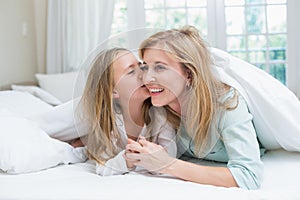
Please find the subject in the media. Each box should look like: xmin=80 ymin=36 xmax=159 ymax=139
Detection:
xmin=139 ymin=25 xmax=238 ymax=155
xmin=79 ymin=48 xmax=151 ymax=164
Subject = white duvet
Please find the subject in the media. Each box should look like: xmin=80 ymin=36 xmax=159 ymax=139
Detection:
xmin=210 ymin=48 xmax=300 ymax=151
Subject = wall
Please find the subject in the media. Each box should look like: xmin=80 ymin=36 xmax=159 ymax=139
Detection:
xmin=0 ymin=0 xmax=46 ymax=88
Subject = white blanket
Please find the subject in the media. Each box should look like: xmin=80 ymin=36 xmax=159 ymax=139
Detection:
xmin=210 ymin=48 xmax=300 ymax=151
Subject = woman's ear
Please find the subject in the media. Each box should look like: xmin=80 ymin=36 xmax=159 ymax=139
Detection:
xmin=113 ymin=89 xmax=120 ymax=98
xmin=186 ymin=69 xmax=192 ymax=82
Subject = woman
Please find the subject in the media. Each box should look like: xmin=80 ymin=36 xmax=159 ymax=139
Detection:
xmin=125 ymin=26 xmax=264 ymax=189
xmin=78 ymin=48 xmax=176 ymax=175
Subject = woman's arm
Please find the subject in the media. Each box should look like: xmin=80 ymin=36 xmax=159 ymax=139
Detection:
xmin=162 ymin=158 xmax=238 ymax=187
xmin=126 ymin=139 xmax=237 ymax=187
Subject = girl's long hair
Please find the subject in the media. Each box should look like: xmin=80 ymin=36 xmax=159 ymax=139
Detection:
xmin=78 ymin=48 xmax=151 ymax=164
xmin=139 ymin=26 xmax=238 ymax=156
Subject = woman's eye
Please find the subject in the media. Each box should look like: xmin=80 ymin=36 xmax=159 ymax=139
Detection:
xmin=139 ymin=64 xmax=149 ymax=71
xmin=155 ymin=64 xmax=166 ymax=71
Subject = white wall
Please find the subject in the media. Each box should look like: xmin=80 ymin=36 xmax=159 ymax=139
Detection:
xmin=0 ymin=0 xmax=46 ymax=88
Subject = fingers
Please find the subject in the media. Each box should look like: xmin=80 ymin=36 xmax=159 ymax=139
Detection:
xmin=123 ymin=152 xmax=138 ymax=162
xmin=125 ymin=151 xmax=142 ymax=161
xmin=127 ymin=138 xmax=138 ymax=144
xmin=128 ymin=136 xmax=149 ymax=147
xmin=138 ymin=136 xmax=149 ymax=147
xmin=126 ymin=136 xmax=158 ymax=154
xmin=126 ymin=143 xmax=143 ymax=153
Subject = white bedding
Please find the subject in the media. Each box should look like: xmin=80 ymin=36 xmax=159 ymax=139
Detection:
xmin=0 ymin=149 xmax=299 ymax=200
xmin=0 ymin=91 xmax=299 ymax=200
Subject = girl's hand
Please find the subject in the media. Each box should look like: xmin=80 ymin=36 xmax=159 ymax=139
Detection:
xmin=125 ymin=137 xmax=176 ymax=173
xmin=123 ymin=138 xmax=141 ymax=170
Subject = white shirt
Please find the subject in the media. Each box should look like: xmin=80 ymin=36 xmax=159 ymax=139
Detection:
xmin=95 ymin=107 xmax=177 ymax=176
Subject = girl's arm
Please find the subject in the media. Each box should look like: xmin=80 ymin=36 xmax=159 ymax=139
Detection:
xmin=95 ymin=150 xmax=130 ymax=176
xmin=96 ymin=139 xmax=142 ymax=176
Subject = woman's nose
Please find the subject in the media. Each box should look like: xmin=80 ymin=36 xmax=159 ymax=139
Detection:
xmin=143 ymin=70 xmax=156 ymax=84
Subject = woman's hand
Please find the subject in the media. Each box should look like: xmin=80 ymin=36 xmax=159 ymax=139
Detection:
xmin=125 ymin=137 xmax=176 ymax=173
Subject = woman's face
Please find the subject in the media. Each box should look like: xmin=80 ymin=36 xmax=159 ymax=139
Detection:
xmin=113 ymin=51 xmax=150 ymax=103
xmin=141 ymin=48 xmax=189 ymax=112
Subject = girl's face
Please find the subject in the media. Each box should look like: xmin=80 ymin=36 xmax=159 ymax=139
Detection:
xmin=141 ymin=48 xmax=189 ymax=112
xmin=113 ymin=51 xmax=150 ymax=103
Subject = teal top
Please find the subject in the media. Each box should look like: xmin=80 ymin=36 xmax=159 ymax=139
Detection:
xmin=177 ymin=89 xmax=264 ymax=190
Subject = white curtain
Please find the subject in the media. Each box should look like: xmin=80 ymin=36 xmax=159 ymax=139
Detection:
xmin=46 ymin=0 xmax=115 ymax=73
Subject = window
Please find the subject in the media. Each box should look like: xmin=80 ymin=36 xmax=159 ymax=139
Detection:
xmin=225 ymin=0 xmax=287 ymax=84
xmin=111 ymin=0 xmax=128 ymax=36
xmin=144 ymin=0 xmax=208 ymax=36
xmin=111 ymin=0 xmax=291 ymax=85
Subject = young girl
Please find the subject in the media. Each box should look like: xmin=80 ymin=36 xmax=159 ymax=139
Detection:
xmin=78 ymin=48 xmax=176 ymax=175
xmin=125 ymin=26 xmax=264 ymax=189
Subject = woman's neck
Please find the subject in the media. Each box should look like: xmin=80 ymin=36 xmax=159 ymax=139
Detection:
xmin=168 ymin=95 xmax=188 ymax=116
xmin=169 ymin=101 xmax=181 ymax=115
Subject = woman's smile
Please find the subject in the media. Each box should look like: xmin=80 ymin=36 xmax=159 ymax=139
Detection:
xmin=147 ymin=85 xmax=165 ymax=96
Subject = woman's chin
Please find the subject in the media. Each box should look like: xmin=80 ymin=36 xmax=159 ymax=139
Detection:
xmin=151 ymin=101 xmax=164 ymax=107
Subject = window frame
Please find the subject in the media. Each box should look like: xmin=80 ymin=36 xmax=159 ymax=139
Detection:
xmin=123 ymin=0 xmax=299 ymax=93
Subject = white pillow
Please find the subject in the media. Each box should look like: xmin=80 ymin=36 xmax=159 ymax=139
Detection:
xmin=11 ymin=85 xmax=62 ymax=106
xmin=28 ymin=98 xmax=89 ymax=141
xmin=0 ymin=112 xmax=86 ymax=174
xmin=0 ymin=91 xmax=53 ymax=117
xmin=35 ymin=71 xmax=84 ymax=103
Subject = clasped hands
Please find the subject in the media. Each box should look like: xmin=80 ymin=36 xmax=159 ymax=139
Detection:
xmin=123 ymin=136 xmax=175 ymax=173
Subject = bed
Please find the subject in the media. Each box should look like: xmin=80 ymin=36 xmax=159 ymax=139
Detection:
xmin=0 ymin=90 xmax=299 ymax=200
xmin=0 ymin=149 xmax=299 ymax=200
xmin=1 ymin=46 xmax=300 ymax=199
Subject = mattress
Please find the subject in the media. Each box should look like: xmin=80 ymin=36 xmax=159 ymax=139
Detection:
xmin=0 ymin=149 xmax=299 ymax=200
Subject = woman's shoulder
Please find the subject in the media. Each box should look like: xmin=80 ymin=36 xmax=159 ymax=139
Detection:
xmin=218 ymin=88 xmax=253 ymax=131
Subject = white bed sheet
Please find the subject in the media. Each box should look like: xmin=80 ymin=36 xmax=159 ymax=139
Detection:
xmin=0 ymin=149 xmax=299 ymax=200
